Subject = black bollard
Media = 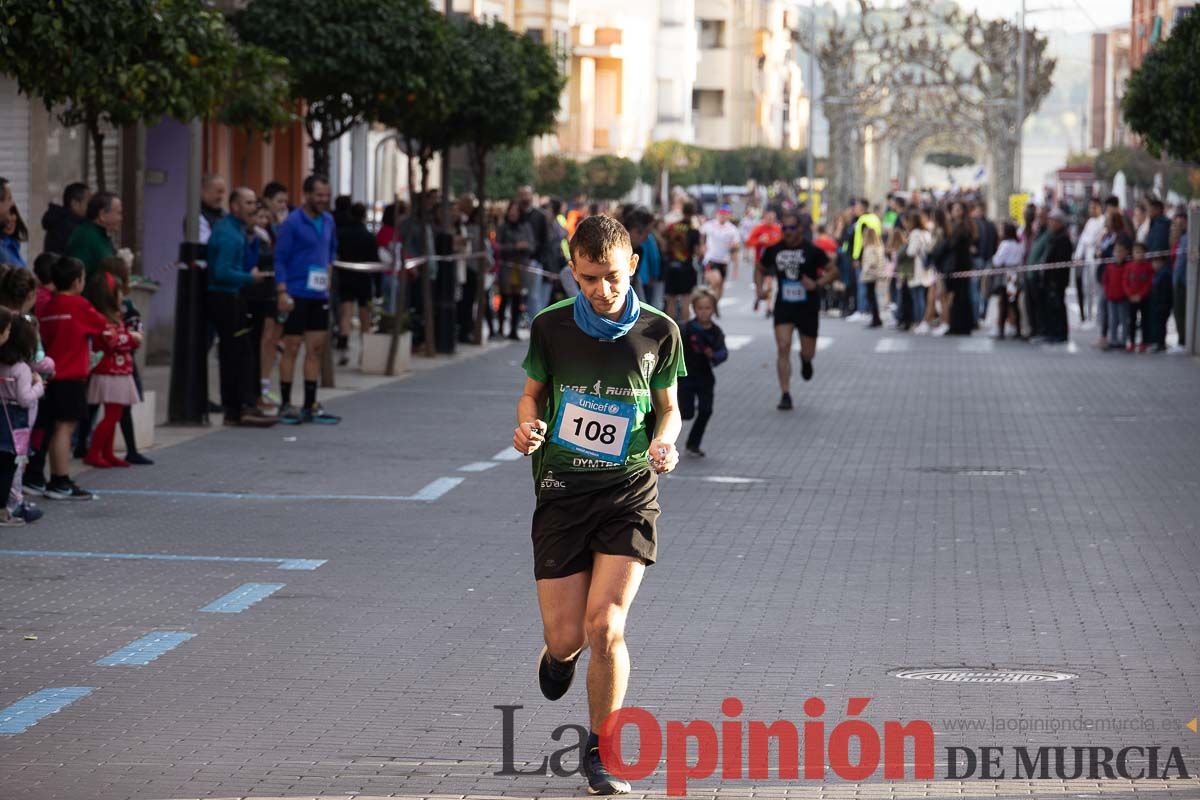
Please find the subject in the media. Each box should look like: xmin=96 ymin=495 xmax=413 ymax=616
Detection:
xmin=168 ymin=242 xmax=210 ymax=424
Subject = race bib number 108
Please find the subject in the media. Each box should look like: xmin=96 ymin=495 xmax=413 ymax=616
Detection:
xmin=551 ymin=388 xmax=636 ymax=464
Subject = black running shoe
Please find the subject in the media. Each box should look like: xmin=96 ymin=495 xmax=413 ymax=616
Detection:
xmin=537 ymin=645 xmax=578 ymax=701
xmin=777 ymin=392 xmax=793 ymax=410
xmin=44 ymin=480 xmax=95 ymax=501
xmin=801 ymin=358 xmax=814 ymax=381
xmin=584 ymin=741 xmax=631 ymax=795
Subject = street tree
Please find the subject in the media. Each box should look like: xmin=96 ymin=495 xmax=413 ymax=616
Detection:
xmin=535 ymin=155 xmax=584 ymax=199
xmin=1123 ymin=10 xmax=1200 ymax=163
xmin=236 ymin=0 xmax=433 ymax=176
xmin=217 ymin=47 xmax=295 ymax=159
xmin=0 ymin=0 xmax=275 ymax=190
xmin=583 ymin=155 xmax=639 ymax=200
xmin=447 ymin=19 xmax=564 ymax=206
xmin=881 ymin=1 xmax=1055 ymax=214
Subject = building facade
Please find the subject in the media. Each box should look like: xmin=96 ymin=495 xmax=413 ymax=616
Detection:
xmin=1130 ymin=0 xmax=1196 ymax=69
xmin=692 ymin=0 xmax=807 ymax=151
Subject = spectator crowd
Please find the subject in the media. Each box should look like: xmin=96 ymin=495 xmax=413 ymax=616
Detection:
xmin=0 ymin=165 xmax=1191 ymax=527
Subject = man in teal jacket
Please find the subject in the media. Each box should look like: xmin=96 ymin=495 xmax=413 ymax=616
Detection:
xmin=206 ymin=186 xmax=275 ymax=427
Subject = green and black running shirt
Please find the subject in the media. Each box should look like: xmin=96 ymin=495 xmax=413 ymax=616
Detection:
xmin=522 ymin=297 xmax=686 ymax=498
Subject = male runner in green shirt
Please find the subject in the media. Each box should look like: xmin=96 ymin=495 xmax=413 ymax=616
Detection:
xmin=513 ymin=214 xmax=685 ymax=795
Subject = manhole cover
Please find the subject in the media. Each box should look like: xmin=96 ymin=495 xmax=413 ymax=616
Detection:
xmin=893 ymin=668 xmax=1076 ymax=683
xmin=917 ymin=466 xmax=1030 ymax=476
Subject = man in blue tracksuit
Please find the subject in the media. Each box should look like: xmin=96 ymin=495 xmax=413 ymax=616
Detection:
xmin=274 ymin=174 xmax=340 ymax=424
xmin=207 ymin=186 xmax=276 ymax=427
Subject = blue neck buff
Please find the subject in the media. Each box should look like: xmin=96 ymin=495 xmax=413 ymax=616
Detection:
xmin=573 ymin=287 xmax=641 ymax=341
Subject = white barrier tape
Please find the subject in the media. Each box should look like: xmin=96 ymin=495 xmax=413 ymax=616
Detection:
xmin=333 ymin=256 xmax=563 ymax=282
xmin=947 ymin=249 xmax=1173 ymax=279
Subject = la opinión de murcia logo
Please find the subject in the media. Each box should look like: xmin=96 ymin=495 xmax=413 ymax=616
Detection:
xmin=495 ymin=698 xmax=1192 ymax=796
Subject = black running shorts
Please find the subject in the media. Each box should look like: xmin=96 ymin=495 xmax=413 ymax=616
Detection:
xmin=773 ymin=303 xmax=819 ymax=338
xmin=531 ymin=469 xmax=660 ymax=580
xmin=704 ymin=261 xmax=728 ymax=280
xmin=664 ymin=263 xmax=697 ymax=296
xmin=283 ymin=297 xmax=330 ymax=335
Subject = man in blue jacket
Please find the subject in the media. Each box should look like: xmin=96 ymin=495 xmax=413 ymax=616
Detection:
xmin=206 ymin=186 xmax=276 ymax=427
xmin=274 ymin=175 xmax=341 ymax=424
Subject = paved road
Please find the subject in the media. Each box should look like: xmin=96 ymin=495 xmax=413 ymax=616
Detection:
xmin=2 ymin=288 xmax=1199 ymax=800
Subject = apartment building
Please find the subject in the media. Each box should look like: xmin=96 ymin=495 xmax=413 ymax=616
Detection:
xmin=692 ymin=0 xmax=807 ymax=151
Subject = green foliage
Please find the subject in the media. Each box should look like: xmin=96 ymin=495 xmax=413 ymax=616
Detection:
xmin=446 ymin=19 xmax=565 ymax=202
xmin=924 ymin=152 xmax=975 ymax=169
xmin=488 ymin=144 xmax=535 ymax=201
xmin=1093 ymin=145 xmax=1198 ymax=198
xmin=535 ymin=155 xmax=584 ymax=198
xmin=640 ymin=140 xmax=707 ymax=186
xmin=1123 ymin=10 xmax=1200 ymax=162
xmin=0 ymin=0 xmax=261 ymax=189
xmin=372 ymin=2 xmax=458 ymax=162
xmin=583 ymin=155 xmax=639 ymax=200
xmin=237 ymin=0 xmax=434 ymax=174
xmin=216 ymin=46 xmax=294 ymax=139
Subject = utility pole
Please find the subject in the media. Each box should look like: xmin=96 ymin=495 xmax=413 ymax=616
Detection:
xmin=806 ymin=0 xmax=816 ymax=211
xmin=441 ymin=0 xmax=453 ymax=225
xmin=1016 ymin=0 xmax=1026 ymax=195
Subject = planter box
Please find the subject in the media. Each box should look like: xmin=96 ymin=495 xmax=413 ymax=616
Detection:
xmin=117 ymin=389 xmax=156 ymax=454
xmin=360 ymin=331 xmax=411 ymax=375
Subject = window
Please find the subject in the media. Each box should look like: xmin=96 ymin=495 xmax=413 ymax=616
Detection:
xmin=525 ymin=28 xmax=544 ymax=43
xmin=699 ymin=19 xmax=725 ymax=49
xmin=692 ymin=89 xmax=724 ymax=117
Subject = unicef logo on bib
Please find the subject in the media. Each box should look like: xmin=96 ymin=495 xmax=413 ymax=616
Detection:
xmin=551 ymin=388 xmax=637 ymax=464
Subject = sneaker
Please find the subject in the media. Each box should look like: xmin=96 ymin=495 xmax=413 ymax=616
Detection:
xmin=584 ymin=740 xmax=631 ymax=795
xmin=1137 ymin=343 xmax=1148 ymax=353
xmin=301 ymin=406 xmax=341 ymax=425
xmin=337 ymin=350 xmax=350 ymax=367
xmin=536 ymin=645 xmax=578 ymax=701
xmin=277 ymin=404 xmax=303 ymax=425
xmin=261 ymin=389 xmax=281 ymax=406
xmin=45 ymin=480 xmax=94 ymax=501
xmin=0 ymin=510 xmax=25 ymax=527
xmin=685 ymin=446 xmax=705 ymax=457
xmin=125 ymin=453 xmax=155 ymax=466
xmin=933 ymin=323 xmax=950 ymax=336
xmin=777 ymin=392 xmax=793 ymax=411
xmin=801 ymin=359 xmax=814 ymax=381
xmin=23 ymin=477 xmax=47 ymax=497
xmin=1126 ymin=342 xmax=1135 ymax=352
xmin=238 ymin=411 xmax=279 ymax=428
xmin=913 ymin=321 xmax=930 ymax=335
xmin=14 ymin=502 xmax=43 ymax=523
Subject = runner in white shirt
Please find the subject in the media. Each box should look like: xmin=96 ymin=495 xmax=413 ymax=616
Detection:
xmin=699 ymin=205 xmax=740 ymax=300
xmin=1073 ymin=197 xmax=1105 ymax=327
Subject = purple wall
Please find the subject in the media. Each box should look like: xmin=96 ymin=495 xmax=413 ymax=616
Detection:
xmin=142 ymin=118 xmax=189 ymax=362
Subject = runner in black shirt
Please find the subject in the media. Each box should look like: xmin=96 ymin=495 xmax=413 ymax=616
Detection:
xmin=756 ymin=210 xmax=839 ymax=410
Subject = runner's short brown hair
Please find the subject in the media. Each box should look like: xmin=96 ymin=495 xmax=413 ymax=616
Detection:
xmin=570 ymin=214 xmax=632 ymax=264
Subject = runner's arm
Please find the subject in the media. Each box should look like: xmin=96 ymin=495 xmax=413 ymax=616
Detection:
xmin=648 ymin=385 xmax=681 ymax=474
xmin=515 ymin=377 xmax=549 ymax=454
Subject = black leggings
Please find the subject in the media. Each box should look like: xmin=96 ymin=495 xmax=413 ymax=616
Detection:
xmin=865 ymin=281 xmax=881 ymax=325
xmin=0 ymin=452 xmax=16 ymax=510
xmin=497 ymin=293 xmax=521 ymax=337
xmin=1129 ymin=300 xmax=1147 ymax=345
xmin=678 ymin=380 xmax=714 ymax=450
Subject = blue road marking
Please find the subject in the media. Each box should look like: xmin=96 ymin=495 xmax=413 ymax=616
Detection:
xmin=0 ymin=687 xmax=94 ymax=735
xmin=96 ymin=632 xmax=196 ymax=666
xmin=200 ymin=583 xmax=285 ymax=613
xmin=0 ymin=550 xmax=326 ymax=570
xmin=97 ymin=486 xmax=459 ymax=501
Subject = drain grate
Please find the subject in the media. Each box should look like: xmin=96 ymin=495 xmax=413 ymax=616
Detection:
xmin=917 ymin=466 xmax=1030 ymax=477
xmin=893 ymin=668 xmax=1076 ymax=683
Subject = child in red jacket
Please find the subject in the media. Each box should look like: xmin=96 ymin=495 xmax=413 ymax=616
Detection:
xmin=38 ymin=256 xmax=109 ymax=499
xmin=1102 ymin=236 xmax=1131 ymax=351
xmin=81 ymin=270 xmax=142 ymax=468
xmin=1123 ymin=241 xmax=1154 ymax=352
